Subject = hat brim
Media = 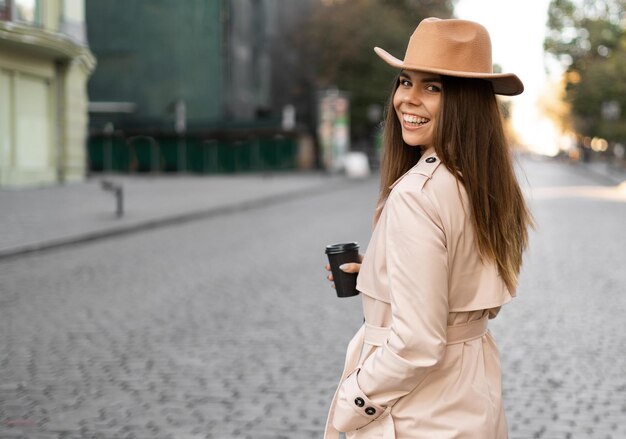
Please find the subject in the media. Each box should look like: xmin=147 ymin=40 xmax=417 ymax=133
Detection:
xmin=374 ymin=47 xmax=524 ymax=96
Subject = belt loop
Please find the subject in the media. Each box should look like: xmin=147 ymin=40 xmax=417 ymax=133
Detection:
xmin=363 ymin=322 xmax=391 ymax=347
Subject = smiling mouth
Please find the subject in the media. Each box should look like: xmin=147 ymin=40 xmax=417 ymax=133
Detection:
xmin=402 ymin=114 xmax=430 ymax=127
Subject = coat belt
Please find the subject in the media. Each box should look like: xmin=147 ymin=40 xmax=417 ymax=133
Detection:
xmin=445 ymin=315 xmax=489 ymax=345
xmin=364 ymin=315 xmax=488 ymax=347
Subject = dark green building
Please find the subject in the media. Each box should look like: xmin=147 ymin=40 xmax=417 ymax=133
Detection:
xmin=87 ymin=0 xmax=225 ymax=131
xmin=85 ymin=0 xmax=316 ymax=173
xmin=87 ymin=0 xmax=313 ymax=132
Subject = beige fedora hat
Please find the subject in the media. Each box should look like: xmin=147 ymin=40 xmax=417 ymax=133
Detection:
xmin=375 ymin=17 xmax=524 ymax=96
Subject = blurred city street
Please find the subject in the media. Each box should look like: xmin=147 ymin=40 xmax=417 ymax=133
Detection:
xmin=2 ymin=0 xmax=626 ymax=437
xmin=0 ymin=156 xmax=625 ymax=439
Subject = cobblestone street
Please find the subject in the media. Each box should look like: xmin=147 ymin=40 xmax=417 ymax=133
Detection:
xmin=1 ymin=157 xmax=625 ymax=438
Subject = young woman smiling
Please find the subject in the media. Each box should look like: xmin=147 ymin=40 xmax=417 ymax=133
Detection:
xmin=394 ymin=70 xmax=442 ymax=148
xmin=324 ymin=17 xmax=533 ymax=438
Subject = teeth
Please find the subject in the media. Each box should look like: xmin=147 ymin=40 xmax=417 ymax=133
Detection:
xmin=403 ymin=114 xmax=429 ymax=125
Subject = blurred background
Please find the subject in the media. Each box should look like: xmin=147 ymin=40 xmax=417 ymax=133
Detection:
xmin=0 ymin=0 xmax=625 ymax=185
xmin=1 ymin=1 xmax=625 ymax=439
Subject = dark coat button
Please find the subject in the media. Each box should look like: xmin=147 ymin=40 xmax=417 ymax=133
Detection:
xmin=425 ymin=157 xmax=437 ymax=163
xmin=354 ymin=397 xmax=365 ymax=407
xmin=365 ymin=407 xmax=376 ymax=415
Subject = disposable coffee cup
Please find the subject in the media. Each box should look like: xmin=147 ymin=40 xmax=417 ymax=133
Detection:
xmin=325 ymin=242 xmax=360 ymax=298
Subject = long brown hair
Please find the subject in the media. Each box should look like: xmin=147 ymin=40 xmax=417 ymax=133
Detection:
xmin=378 ymin=74 xmax=533 ymax=292
xmin=378 ymin=77 xmax=422 ymax=201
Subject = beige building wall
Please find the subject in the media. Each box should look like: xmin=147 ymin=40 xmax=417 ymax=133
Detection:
xmin=59 ymin=60 xmax=91 ymax=182
xmin=0 ymin=0 xmax=95 ymax=187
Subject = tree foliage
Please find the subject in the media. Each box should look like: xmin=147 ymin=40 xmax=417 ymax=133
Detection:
xmin=545 ymin=0 xmax=626 ymax=141
xmin=292 ymin=0 xmax=454 ymax=137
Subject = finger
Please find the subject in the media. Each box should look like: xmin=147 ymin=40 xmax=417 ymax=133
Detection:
xmin=331 ymin=283 xmax=335 ymax=289
xmin=340 ymin=263 xmax=361 ymax=273
xmin=327 ymin=274 xmax=334 ymax=282
xmin=324 ymin=264 xmax=331 ymax=271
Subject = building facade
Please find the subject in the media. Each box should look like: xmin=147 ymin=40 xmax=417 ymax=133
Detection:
xmin=87 ymin=0 xmax=223 ymax=132
xmin=86 ymin=0 xmax=314 ymax=133
xmin=0 ymin=0 xmax=95 ymax=187
xmin=84 ymin=0 xmax=321 ymax=175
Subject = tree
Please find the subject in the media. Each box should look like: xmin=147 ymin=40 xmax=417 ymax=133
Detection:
xmin=291 ymin=0 xmax=455 ymax=139
xmin=544 ymin=0 xmax=626 ymax=143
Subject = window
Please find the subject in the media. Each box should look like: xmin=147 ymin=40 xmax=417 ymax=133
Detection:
xmin=0 ymin=0 xmax=41 ymax=25
xmin=0 ymin=0 xmax=11 ymax=21
xmin=15 ymin=0 xmax=40 ymax=24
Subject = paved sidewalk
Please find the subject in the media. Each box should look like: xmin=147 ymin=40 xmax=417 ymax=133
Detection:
xmin=2 ymin=155 xmax=623 ymax=261
xmin=0 ymin=172 xmax=357 ymax=259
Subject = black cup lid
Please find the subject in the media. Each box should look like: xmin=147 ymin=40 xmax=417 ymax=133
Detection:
xmin=325 ymin=242 xmax=359 ymax=255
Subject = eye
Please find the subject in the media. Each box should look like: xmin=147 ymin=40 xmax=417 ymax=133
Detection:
xmin=399 ymin=78 xmax=412 ymax=87
xmin=426 ymin=84 xmax=442 ymax=93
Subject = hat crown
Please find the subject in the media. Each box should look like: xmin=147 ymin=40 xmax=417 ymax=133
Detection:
xmin=404 ymin=17 xmax=493 ymax=74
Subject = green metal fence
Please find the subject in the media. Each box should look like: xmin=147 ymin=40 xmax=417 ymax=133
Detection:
xmin=88 ymin=135 xmax=299 ymax=174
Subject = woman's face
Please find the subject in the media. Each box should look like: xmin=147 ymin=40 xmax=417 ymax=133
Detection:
xmin=393 ymin=70 xmax=442 ymax=148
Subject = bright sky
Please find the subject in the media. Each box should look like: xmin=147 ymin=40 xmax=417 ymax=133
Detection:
xmin=455 ymin=0 xmax=565 ymax=155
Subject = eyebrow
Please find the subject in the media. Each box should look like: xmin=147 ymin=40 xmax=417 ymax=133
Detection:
xmin=399 ymin=71 xmax=441 ymax=83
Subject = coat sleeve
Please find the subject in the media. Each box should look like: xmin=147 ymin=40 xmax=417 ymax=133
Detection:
xmin=332 ymin=184 xmax=449 ymax=432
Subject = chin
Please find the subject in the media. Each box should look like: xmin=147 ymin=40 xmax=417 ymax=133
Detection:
xmin=401 ymin=131 xmax=433 ymax=148
xmin=402 ymin=136 xmax=427 ymax=147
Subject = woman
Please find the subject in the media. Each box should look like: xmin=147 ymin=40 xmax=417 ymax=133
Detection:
xmin=323 ymin=18 xmax=533 ymax=438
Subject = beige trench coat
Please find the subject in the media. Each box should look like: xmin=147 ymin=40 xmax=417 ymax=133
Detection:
xmin=325 ymin=148 xmax=513 ymax=438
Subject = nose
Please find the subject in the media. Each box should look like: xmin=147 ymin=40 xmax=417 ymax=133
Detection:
xmin=405 ymin=87 xmax=423 ymax=105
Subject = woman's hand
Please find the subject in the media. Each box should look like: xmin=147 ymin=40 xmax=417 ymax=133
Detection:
xmin=324 ymin=254 xmax=364 ymax=289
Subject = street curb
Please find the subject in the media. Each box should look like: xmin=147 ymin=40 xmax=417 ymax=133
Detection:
xmin=0 ymin=177 xmax=367 ymax=261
